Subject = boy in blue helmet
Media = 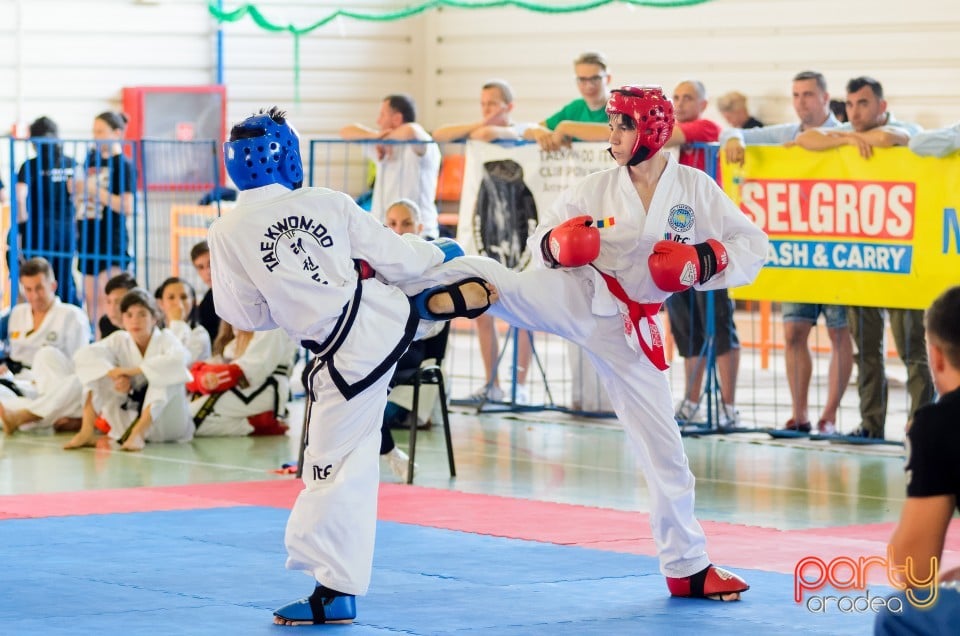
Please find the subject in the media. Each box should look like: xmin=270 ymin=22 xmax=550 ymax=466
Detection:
xmin=207 ymin=107 xmax=496 ymax=625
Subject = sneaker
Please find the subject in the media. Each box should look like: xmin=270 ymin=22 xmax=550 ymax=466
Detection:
xmin=719 ymin=403 xmax=741 ymax=428
xmin=849 ymin=427 xmax=883 ymax=440
xmin=816 ymin=419 xmax=836 ymax=436
xmin=385 ymin=447 xmax=416 ymax=481
xmin=784 ymin=418 xmax=812 ymax=433
xmin=463 ymin=384 xmax=504 ymax=404
xmin=511 ymin=385 xmax=530 ymax=405
xmin=675 ymin=399 xmax=699 ymax=422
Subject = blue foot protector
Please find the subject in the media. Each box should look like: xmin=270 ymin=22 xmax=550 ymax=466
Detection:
xmin=274 ymin=585 xmax=356 ymax=624
xmin=413 ymin=276 xmax=491 ymax=320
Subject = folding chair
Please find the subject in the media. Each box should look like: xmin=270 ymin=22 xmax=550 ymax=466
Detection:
xmin=296 ymin=323 xmax=456 ymax=484
xmin=390 ymin=322 xmax=455 ymax=484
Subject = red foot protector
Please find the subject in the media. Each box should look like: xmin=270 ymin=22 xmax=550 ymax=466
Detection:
xmin=94 ymin=415 xmax=111 ymax=434
xmin=666 ymin=565 xmax=749 ymax=601
xmin=248 ymin=411 xmax=289 ymax=436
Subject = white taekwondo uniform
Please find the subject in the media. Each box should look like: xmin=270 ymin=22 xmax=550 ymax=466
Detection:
xmin=166 ymin=319 xmax=212 ymax=365
xmin=208 ymin=183 xmax=453 ymax=595
xmin=400 ymin=154 xmax=768 ymax=578
xmin=191 ymin=328 xmax=298 ymax=437
xmin=0 ymin=298 xmax=91 ymax=428
xmin=73 ymin=327 xmax=192 ymax=443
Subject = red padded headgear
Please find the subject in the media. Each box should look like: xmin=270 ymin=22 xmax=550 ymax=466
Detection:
xmin=606 ymin=85 xmax=674 ymax=165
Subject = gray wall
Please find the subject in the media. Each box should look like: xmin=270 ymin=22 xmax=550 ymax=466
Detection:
xmin=1 ymin=0 xmax=957 ymax=147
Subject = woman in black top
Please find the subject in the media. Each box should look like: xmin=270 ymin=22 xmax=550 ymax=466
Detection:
xmin=15 ymin=117 xmax=80 ymax=306
xmin=74 ymin=111 xmax=135 ymax=323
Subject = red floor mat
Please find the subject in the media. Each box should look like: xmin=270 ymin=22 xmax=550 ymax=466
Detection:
xmin=3 ymin=479 xmax=956 ymax=580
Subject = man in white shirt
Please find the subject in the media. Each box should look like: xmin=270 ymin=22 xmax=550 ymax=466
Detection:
xmin=434 ymin=80 xmax=536 ymax=403
xmin=794 ymin=76 xmax=933 ymax=439
xmin=433 ymin=80 xmax=532 ymax=143
xmin=909 ymin=122 xmax=960 ymax=157
xmin=0 ymin=257 xmax=91 ymax=433
xmin=340 ymin=94 xmax=441 ymax=238
xmin=721 ymin=71 xmax=852 ymax=436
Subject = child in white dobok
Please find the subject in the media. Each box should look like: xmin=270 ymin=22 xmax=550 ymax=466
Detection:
xmin=155 ymin=276 xmax=211 ymax=364
xmin=65 ymin=288 xmax=192 ymax=451
xmin=190 ymin=322 xmax=297 ymax=436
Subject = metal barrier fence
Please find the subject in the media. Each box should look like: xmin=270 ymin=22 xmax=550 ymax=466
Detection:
xmin=140 ymin=139 xmax=221 ymax=291
xmin=3 ymin=136 xmax=220 ymax=329
xmin=307 ymin=138 xmax=619 ymax=417
xmin=0 ymin=132 xmax=919 ymax=441
xmin=306 ymin=138 xmax=919 ymax=442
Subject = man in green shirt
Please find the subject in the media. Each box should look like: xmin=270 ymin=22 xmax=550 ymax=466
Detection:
xmin=524 ymin=51 xmax=613 ymax=151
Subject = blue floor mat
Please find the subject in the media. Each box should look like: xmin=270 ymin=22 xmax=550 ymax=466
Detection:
xmin=0 ymin=506 xmax=882 ymax=634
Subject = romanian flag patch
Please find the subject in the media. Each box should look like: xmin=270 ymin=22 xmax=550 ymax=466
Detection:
xmin=595 ymin=216 xmax=616 ymax=228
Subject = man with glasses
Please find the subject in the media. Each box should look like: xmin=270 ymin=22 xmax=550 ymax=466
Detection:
xmin=524 ymin=51 xmax=613 ymax=152
xmin=524 ymin=51 xmax=616 ymax=411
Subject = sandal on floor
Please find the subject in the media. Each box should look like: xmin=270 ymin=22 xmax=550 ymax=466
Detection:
xmin=273 ymin=586 xmax=356 ymax=624
xmin=413 ymin=276 xmax=492 ymax=320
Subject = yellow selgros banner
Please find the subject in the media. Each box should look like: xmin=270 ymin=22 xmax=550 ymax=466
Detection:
xmin=721 ymin=146 xmax=960 ymax=309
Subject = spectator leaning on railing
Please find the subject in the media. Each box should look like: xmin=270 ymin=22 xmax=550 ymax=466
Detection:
xmin=340 ymin=94 xmax=441 ymax=239
xmin=522 ymin=50 xmax=613 ymax=152
xmin=433 ymin=79 xmax=536 ymax=405
xmin=662 ymin=79 xmax=742 ymax=428
xmin=909 ymin=121 xmax=960 ymax=157
xmin=720 ymin=71 xmax=852 ymax=437
xmin=793 ymin=76 xmax=934 ymax=440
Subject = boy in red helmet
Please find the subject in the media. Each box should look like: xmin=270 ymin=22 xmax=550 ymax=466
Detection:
xmin=403 ymin=85 xmax=767 ymax=600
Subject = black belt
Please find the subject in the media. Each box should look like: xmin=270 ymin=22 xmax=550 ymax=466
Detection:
xmin=301 ymin=282 xmax=420 ymax=402
xmin=301 ymin=284 xmax=361 ymax=361
xmin=0 ymin=378 xmax=23 ymax=397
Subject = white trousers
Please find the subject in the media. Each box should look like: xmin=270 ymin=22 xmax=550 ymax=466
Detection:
xmin=0 ymin=348 xmax=83 ymax=429
xmin=284 ymin=281 xmax=413 ymax=595
xmin=89 ymin=379 xmax=192 ymax=443
xmin=400 ymin=256 xmax=710 ymax=578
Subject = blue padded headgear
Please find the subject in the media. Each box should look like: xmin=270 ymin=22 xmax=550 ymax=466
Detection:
xmin=224 ymin=113 xmax=304 ymax=190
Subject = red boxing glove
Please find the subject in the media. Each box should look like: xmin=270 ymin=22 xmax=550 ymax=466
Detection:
xmin=541 ymin=215 xmax=601 ymax=268
xmin=199 ymin=363 xmax=244 ymax=394
xmin=648 ymin=238 xmax=728 ymax=292
xmin=186 ymin=361 xmax=207 ymax=394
